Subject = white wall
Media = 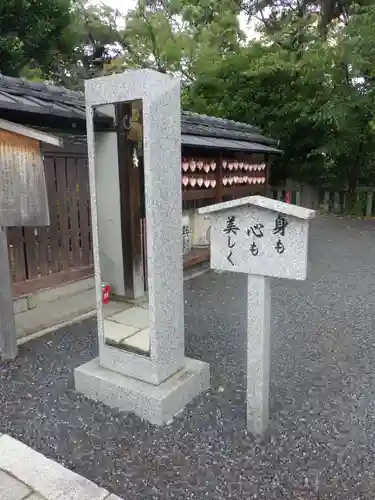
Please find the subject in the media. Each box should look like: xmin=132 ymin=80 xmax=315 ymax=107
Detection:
xmin=94 ymin=131 xmax=125 ymax=295
xmin=182 ymin=210 xmax=210 ymax=249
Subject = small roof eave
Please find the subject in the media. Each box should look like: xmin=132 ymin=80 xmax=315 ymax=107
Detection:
xmin=198 ymin=195 xmax=316 ymax=220
xmin=0 ymin=118 xmax=63 ymax=146
xmin=181 ymin=134 xmax=282 ymax=154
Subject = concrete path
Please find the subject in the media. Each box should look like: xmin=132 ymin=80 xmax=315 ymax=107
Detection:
xmin=14 ymin=268 xmax=205 ymax=344
xmin=2 ymin=214 xmax=375 ymax=499
xmin=0 ymin=434 xmax=122 ymax=500
xmin=15 ymin=280 xmax=96 ymax=342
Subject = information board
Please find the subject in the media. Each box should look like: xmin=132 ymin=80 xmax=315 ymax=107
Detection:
xmin=0 ymin=130 xmax=49 ymax=227
xmin=209 ymin=204 xmax=311 ymax=280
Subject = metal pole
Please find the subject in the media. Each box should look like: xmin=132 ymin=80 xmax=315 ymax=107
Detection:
xmin=246 ymin=273 xmax=271 ymax=436
xmin=0 ymin=227 xmax=17 ymax=360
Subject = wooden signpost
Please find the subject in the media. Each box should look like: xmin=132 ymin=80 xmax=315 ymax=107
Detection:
xmin=0 ymin=119 xmax=62 ymax=360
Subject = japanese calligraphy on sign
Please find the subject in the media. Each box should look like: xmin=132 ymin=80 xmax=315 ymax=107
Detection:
xmin=201 ymin=197 xmax=314 ymax=281
xmin=221 ymin=212 xmax=291 ymax=268
xmin=223 ymin=215 xmax=239 ymax=265
xmin=0 ymin=131 xmax=49 ymax=226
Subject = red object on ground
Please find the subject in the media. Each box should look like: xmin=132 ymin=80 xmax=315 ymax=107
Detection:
xmin=102 ymin=283 xmax=111 ymax=305
xmin=285 ymin=192 xmax=291 ymax=204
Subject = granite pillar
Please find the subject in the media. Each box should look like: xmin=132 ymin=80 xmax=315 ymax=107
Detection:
xmin=74 ymin=70 xmax=210 ymax=424
xmin=246 ymin=274 xmax=271 ymax=436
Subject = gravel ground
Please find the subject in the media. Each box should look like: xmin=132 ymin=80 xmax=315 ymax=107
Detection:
xmin=1 ymin=214 xmax=375 ymax=499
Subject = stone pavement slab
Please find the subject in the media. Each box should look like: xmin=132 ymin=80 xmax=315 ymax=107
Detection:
xmin=15 ymin=287 xmax=95 ymax=339
xmin=0 ymin=469 xmax=31 ymax=500
xmin=0 ymin=435 xmax=123 ymax=500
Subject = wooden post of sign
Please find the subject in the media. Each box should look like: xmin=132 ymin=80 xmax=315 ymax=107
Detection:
xmin=0 ymin=227 xmax=17 ymax=360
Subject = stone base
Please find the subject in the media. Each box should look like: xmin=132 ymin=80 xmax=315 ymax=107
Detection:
xmin=74 ymin=357 xmax=210 ymax=425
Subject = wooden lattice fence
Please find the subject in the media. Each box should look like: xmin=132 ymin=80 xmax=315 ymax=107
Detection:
xmin=7 ymin=143 xmax=93 ymax=289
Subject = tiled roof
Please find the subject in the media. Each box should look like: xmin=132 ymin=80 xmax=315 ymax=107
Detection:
xmin=0 ymin=74 xmax=85 ymax=121
xmin=0 ymin=74 xmax=279 ymax=148
xmin=181 ymin=114 xmax=276 ymax=146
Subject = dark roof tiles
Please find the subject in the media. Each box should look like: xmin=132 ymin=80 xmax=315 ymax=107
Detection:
xmin=0 ymin=74 xmax=279 ymax=149
xmin=182 ymin=111 xmax=262 ymax=134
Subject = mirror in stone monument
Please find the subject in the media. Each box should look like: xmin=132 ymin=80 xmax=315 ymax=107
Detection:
xmin=93 ymin=100 xmax=150 ymax=357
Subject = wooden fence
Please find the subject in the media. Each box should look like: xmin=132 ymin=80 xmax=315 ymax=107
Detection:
xmin=7 ymin=143 xmax=93 ymax=293
xmin=270 ymin=183 xmax=375 ymax=217
xmin=11 ymin=146 xmax=375 ymax=296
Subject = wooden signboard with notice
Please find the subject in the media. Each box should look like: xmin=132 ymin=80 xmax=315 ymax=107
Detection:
xmin=0 ymin=119 xmax=62 ymax=360
xmin=0 ymin=129 xmax=50 ymax=227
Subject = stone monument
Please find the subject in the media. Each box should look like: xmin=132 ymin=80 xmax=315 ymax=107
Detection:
xmin=0 ymin=119 xmax=62 ymax=360
xmin=198 ymin=195 xmax=315 ymax=435
xmin=74 ymin=69 xmax=210 ymax=425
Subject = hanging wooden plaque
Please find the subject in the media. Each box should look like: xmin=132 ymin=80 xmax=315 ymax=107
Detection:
xmin=0 ymin=130 xmax=49 ymax=227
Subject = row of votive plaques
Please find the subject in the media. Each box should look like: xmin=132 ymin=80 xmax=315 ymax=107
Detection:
xmin=182 ymin=160 xmax=267 ymax=173
xmin=223 ymin=161 xmax=266 ymax=171
xmin=182 ymin=176 xmax=266 ymax=188
xmin=182 ymin=160 xmax=216 ymax=172
xmin=182 ymin=177 xmax=217 ymax=188
xmin=223 ymin=176 xmax=266 ymax=185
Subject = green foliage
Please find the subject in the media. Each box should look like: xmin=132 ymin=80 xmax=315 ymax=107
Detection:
xmin=4 ymin=0 xmax=375 ymax=191
xmin=0 ymin=0 xmax=77 ymax=77
xmin=346 ymin=191 xmax=366 ymax=217
xmin=120 ymin=0 xmax=244 ymax=81
xmin=49 ymin=1 xmax=127 ymax=88
xmin=50 ymin=0 xmax=244 ymax=86
xmin=183 ymin=5 xmax=375 ymax=188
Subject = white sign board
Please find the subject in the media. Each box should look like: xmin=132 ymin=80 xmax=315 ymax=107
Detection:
xmin=199 ymin=196 xmax=315 ymax=281
xmin=199 ymin=195 xmax=316 ymax=436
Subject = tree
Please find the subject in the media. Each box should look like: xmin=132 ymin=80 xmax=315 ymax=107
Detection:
xmin=242 ymin=0 xmax=370 ymax=35
xmin=70 ymin=0 xmax=375 ymax=192
xmin=44 ymin=1 xmax=126 ymax=88
xmin=48 ymin=0 xmax=245 ymax=87
xmin=119 ymin=0 xmax=244 ymax=82
xmin=0 ymin=0 xmax=77 ymax=77
xmin=184 ymin=12 xmax=375 ymax=190
xmin=5 ymin=0 xmax=375 ymax=194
